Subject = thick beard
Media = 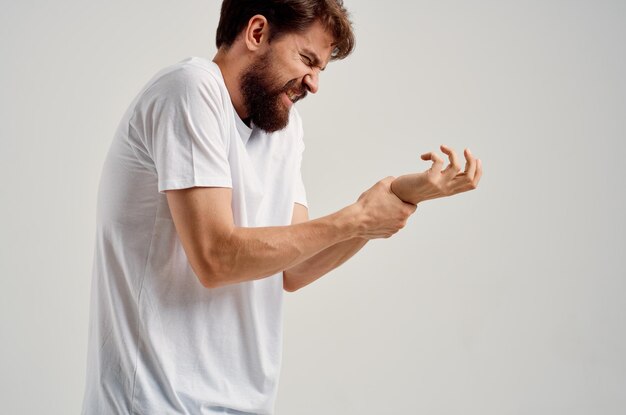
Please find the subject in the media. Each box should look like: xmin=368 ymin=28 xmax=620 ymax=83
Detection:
xmin=240 ymin=51 xmax=305 ymax=133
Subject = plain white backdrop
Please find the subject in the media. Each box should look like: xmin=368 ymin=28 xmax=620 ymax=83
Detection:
xmin=1 ymin=1 xmax=625 ymax=414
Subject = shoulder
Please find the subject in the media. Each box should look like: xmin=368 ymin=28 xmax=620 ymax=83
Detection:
xmin=142 ymin=57 xmax=228 ymax=106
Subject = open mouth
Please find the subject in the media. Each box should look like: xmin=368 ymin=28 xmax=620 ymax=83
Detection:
xmin=286 ymin=91 xmax=299 ymax=103
xmin=285 ymin=89 xmax=306 ymax=103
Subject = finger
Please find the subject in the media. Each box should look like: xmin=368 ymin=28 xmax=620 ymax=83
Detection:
xmin=420 ymin=151 xmax=444 ymax=172
xmin=463 ymin=148 xmax=477 ymax=179
xmin=472 ymin=159 xmax=482 ymax=187
xmin=440 ymin=144 xmax=461 ymax=177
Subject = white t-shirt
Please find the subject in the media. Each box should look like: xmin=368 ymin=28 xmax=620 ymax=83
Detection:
xmin=82 ymin=57 xmax=307 ymax=415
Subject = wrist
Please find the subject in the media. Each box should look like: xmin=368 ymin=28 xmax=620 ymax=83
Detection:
xmin=390 ymin=176 xmax=423 ymax=205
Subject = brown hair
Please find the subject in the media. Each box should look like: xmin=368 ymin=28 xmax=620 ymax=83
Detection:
xmin=215 ymin=0 xmax=355 ymax=60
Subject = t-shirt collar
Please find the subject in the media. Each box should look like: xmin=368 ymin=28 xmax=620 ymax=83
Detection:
xmin=234 ymin=110 xmax=253 ymax=145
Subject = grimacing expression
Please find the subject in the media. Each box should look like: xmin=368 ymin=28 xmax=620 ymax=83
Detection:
xmin=240 ymin=49 xmax=308 ymax=133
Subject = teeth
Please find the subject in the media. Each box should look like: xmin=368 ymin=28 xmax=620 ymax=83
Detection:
xmin=287 ymin=91 xmax=300 ymax=102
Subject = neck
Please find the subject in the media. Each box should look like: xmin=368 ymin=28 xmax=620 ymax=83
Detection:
xmin=213 ymin=47 xmax=250 ymax=120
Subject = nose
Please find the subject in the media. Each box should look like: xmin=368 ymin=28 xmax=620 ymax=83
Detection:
xmin=303 ymin=72 xmax=319 ymax=94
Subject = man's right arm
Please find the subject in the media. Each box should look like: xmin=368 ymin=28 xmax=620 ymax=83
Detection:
xmin=166 ymin=177 xmax=413 ymax=289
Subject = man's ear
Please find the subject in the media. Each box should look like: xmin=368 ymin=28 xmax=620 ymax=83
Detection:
xmin=244 ymin=14 xmax=270 ymax=52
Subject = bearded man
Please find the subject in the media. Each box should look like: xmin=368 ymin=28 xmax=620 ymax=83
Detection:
xmin=81 ymin=1 xmax=482 ymax=414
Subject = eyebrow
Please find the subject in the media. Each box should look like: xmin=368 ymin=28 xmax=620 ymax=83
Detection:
xmin=301 ymin=48 xmax=326 ymax=71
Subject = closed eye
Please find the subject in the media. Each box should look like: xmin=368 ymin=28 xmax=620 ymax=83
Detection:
xmin=300 ymin=54 xmax=314 ymax=67
xmin=300 ymin=50 xmax=326 ymax=71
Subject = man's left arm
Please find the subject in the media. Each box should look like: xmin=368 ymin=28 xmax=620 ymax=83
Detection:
xmin=282 ymin=203 xmax=368 ymax=292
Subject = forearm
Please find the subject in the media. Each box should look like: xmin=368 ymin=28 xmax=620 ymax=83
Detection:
xmin=204 ymin=205 xmax=361 ymax=288
xmin=283 ymin=236 xmax=368 ymax=292
xmin=171 ymin=177 xmax=416 ymax=289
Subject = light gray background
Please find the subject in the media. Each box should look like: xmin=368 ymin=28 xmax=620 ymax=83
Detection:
xmin=1 ymin=1 xmax=624 ymax=414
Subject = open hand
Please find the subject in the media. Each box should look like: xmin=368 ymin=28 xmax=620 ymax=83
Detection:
xmin=390 ymin=145 xmax=483 ymax=205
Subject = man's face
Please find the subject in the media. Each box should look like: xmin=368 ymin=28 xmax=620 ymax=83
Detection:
xmin=240 ymin=20 xmax=333 ymax=133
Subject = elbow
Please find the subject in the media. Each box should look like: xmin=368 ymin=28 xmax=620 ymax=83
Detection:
xmin=195 ymin=255 xmax=234 ymax=289
xmin=198 ymin=274 xmax=223 ymax=289
xmin=182 ymin=228 xmax=239 ymax=289
xmin=283 ymin=284 xmax=298 ymax=293
xmin=282 ymin=271 xmax=300 ymax=293
xmin=283 ymin=285 xmax=298 ymax=293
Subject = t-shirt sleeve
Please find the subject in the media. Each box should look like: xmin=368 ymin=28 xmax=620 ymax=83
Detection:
xmin=131 ymin=65 xmax=232 ymax=193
